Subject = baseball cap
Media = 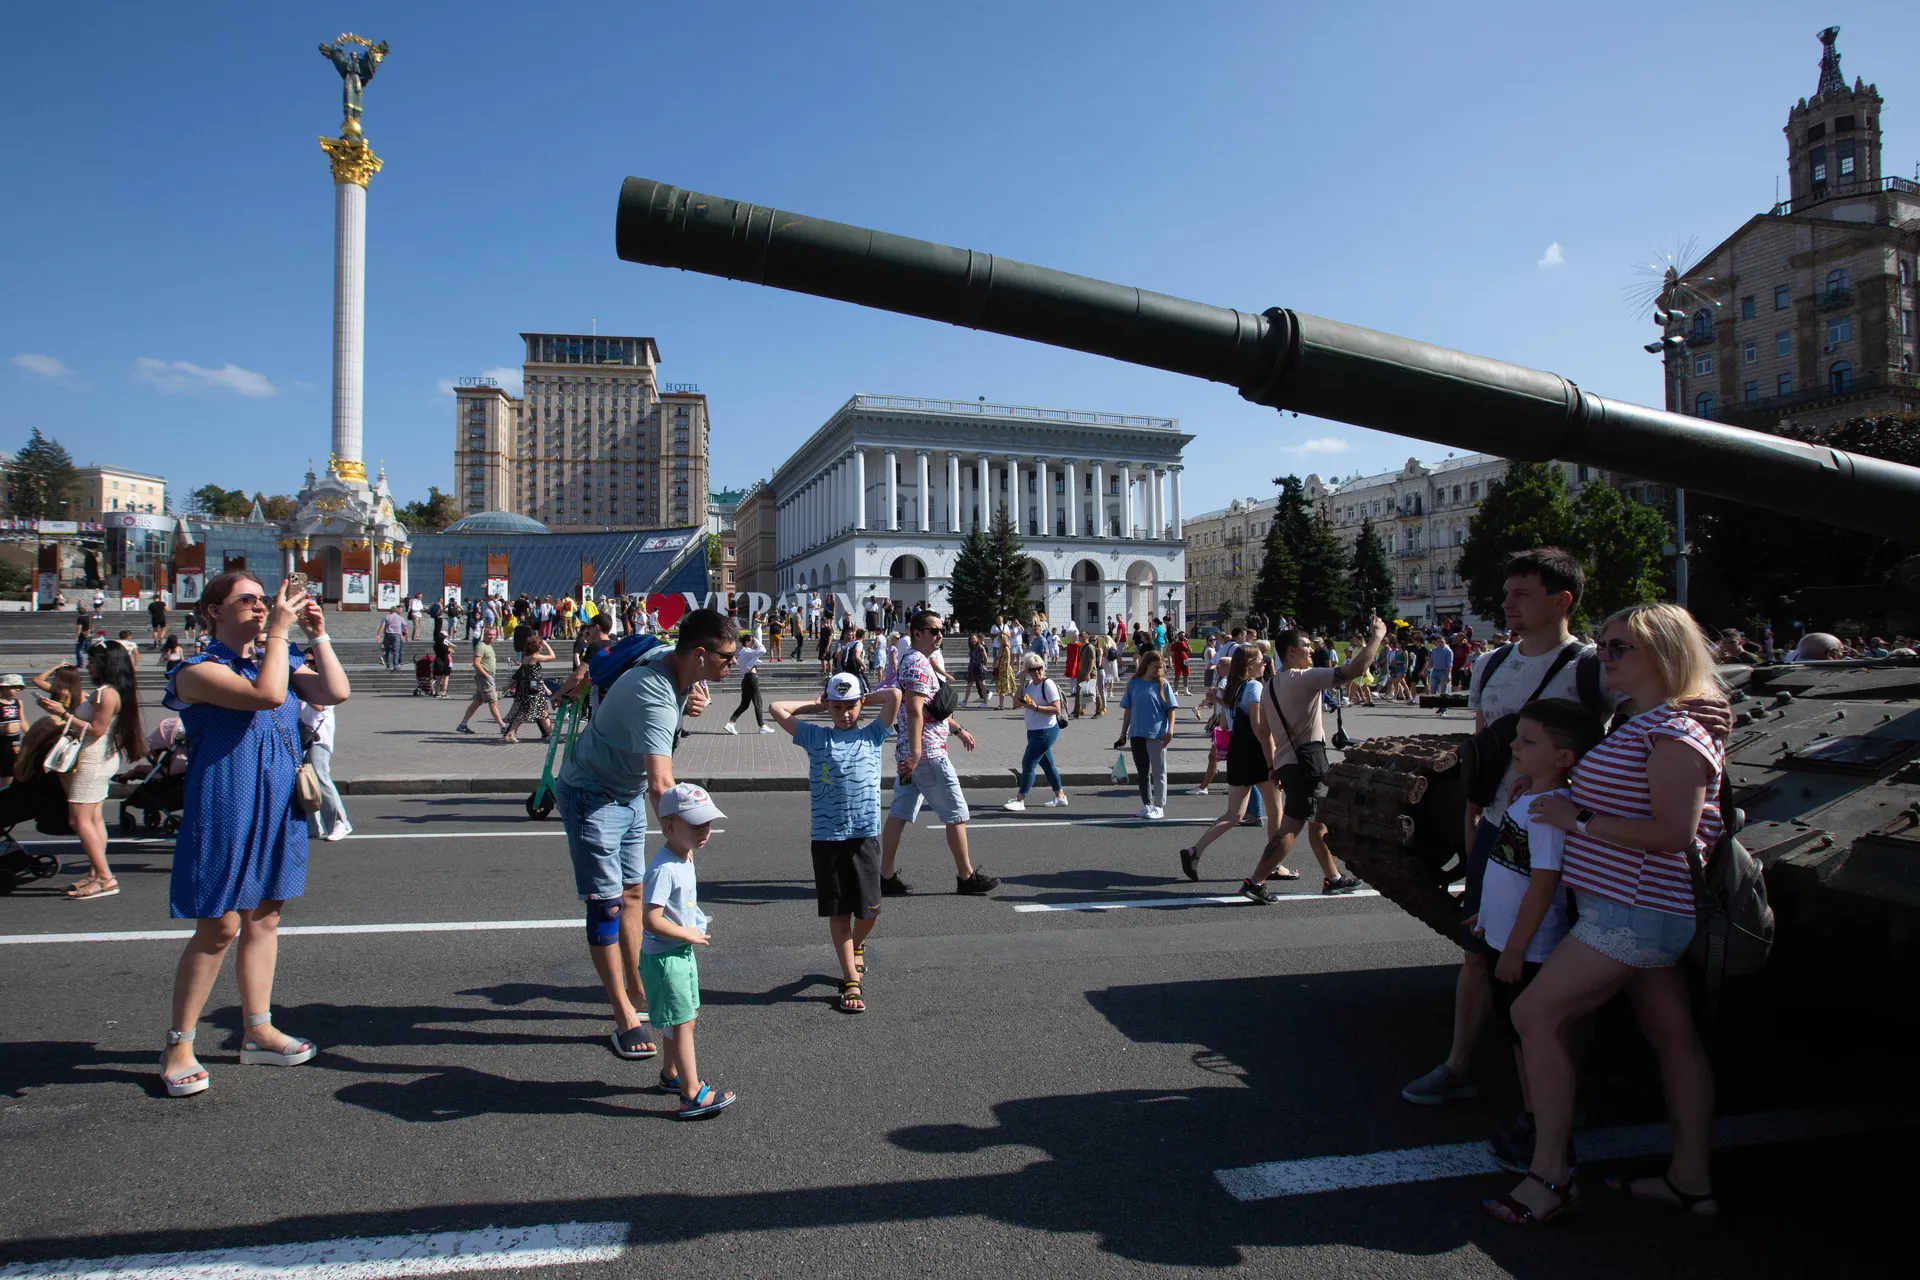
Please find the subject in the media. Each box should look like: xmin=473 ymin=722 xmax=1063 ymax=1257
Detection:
xmin=657 ymin=782 xmax=726 ymax=825
xmin=824 ymin=672 xmax=865 ymax=702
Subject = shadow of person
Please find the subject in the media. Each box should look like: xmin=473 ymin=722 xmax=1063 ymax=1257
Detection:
xmin=334 ymin=1064 xmax=662 ymax=1123
xmin=2 ymin=1040 xmax=176 ymax=1100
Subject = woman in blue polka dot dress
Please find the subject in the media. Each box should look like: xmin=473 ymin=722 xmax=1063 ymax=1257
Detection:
xmin=157 ymin=572 xmax=351 ymax=1098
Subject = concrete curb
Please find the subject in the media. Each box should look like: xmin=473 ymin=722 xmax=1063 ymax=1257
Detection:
xmin=337 ymin=768 xmax=1212 ymax=797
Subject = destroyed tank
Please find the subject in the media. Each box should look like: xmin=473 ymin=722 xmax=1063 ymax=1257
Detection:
xmin=613 ymin=176 xmax=1920 ymax=964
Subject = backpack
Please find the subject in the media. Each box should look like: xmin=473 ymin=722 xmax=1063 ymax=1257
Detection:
xmin=587 ymin=632 xmax=668 ymax=694
xmin=1685 ymin=770 xmax=1775 ymax=1019
xmin=838 ymin=641 xmax=867 ymax=677
xmin=1459 ymin=641 xmax=1605 ymax=808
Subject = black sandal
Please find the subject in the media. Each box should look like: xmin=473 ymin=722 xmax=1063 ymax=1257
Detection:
xmin=1179 ymin=848 xmax=1200 ymax=882
xmin=1483 ymin=1172 xmax=1581 ymax=1226
xmin=853 ymin=945 xmax=866 ymax=975
xmin=1606 ymin=1173 xmax=1718 ymax=1217
xmin=837 ymin=980 xmax=866 ymax=1014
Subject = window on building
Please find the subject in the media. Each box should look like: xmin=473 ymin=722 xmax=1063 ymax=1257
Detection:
xmin=1904 ymin=354 xmax=1914 ymax=373
xmin=1903 ymin=310 xmax=1914 ymax=337
xmin=1452 ymin=485 xmax=1462 ymax=503
xmin=1744 ymin=381 xmax=1759 ymax=403
xmin=1838 ymin=140 xmax=1856 ymax=177
xmin=1741 ymin=296 xmax=1755 ymax=318
xmin=1811 ymin=146 xmax=1827 ymax=186
xmin=1778 ymin=373 xmax=1794 ymax=396
xmin=1694 ymin=354 xmax=1714 ymax=376
xmin=1827 ymin=268 xmax=1849 ymax=295
xmin=1694 ymin=392 xmax=1715 ymax=418
xmin=1828 ymin=316 xmax=1852 ymax=344
xmin=1902 ymin=260 xmax=1913 ymax=286
xmin=1775 ymin=285 xmax=1791 ymax=310
xmin=1829 ymin=362 xmax=1852 ymax=393
xmin=1742 ymin=341 xmax=1756 ymax=364
xmin=1692 ymin=310 xmax=1712 ymax=339
xmin=1777 ymin=331 xmax=1792 ymax=356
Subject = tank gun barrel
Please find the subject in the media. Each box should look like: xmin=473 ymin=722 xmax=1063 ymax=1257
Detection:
xmin=615 ymin=176 xmax=1920 ymax=540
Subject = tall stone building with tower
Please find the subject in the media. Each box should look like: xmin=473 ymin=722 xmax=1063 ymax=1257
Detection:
xmin=1666 ymin=27 xmax=1919 ymax=431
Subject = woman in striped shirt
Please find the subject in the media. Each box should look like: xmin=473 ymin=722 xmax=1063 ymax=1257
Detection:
xmin=1486 ymin=602 xmax=1725 ymax=1227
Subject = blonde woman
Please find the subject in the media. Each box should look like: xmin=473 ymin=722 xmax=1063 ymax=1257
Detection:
xmin=992 ymin=637 xmax=1016 ymax=709
xmin=1488 ymin=603 xmax=1726 ymax=1227
xmin=1003 ymin=653 xmax=1067 ymax=810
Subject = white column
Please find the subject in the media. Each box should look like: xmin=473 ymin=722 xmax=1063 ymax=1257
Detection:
xmin=916 ymin=450 xmax=931 ymax=532
xmin=853 ymin=450 xmax=867 ymax=531
xmin=975 ymin=454 xmax=989 ymax=531
xmin=885 ymin=450 xmax=899 ymax=530
xmin=1148 ymin=466 xmax=1162 ymax=539
xmin=1064 ymin=461 xmax=1078 ymax=536
xmin=1091 ymin=462 xmax=1106 ymax=537
xmin=331 ymin=181 xmax=367 ymax=482
xmin=1170 ymin=465 xmax=1184 ymax=539
xmin=1008 ymin=456 xmax=1022 ymax=531
xmin=1035 ymin=456 xmax=1049 ymax=537
xmin=947 ymin=452 xmax=961 ymax=534
xmin=1121 ymin=464 xmax=1135 ymax=538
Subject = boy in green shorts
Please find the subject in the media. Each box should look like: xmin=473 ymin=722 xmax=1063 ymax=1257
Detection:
xmin=641 ymin=783 xmax=735 ymax=1118
xmin=771 ymin=673 xmax=902 ymax=1014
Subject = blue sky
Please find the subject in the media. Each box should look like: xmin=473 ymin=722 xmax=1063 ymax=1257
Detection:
xmin=6 ymin=2 xmax=1915 ymax=519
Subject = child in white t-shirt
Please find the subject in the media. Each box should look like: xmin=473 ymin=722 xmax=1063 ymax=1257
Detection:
xmin=1473 ymin=696 xmax=1602 ymax=1172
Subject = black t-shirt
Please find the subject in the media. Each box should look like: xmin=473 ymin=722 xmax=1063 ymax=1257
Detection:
xmin=148 ymin=600 xmax=167 ymax=626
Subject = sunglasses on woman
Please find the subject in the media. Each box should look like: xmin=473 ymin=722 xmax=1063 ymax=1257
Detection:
xmin=1597 ymin=638 xmax=1640 ymax=660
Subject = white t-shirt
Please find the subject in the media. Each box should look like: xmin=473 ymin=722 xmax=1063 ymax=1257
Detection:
xmin=1019 ymin=676 xmax=1061 ymax=730
xmin=1467 ymin=639 xmax=1623 ymax=829
xmin=1479 ymin=787 xmax=1573 ymax=962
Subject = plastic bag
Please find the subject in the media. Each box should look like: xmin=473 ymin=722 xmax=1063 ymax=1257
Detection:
xmin=1111 ymin=752 xmax=1129 ymax=783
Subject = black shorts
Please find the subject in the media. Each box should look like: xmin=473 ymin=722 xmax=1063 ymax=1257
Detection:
xmin=1457 ymin=818 xmax=1500 ymax=954
xmin=1274 ymin=760 xmax=1325 ymax=821
xmin=811 ymin=837 xmax=882 ymax=920
xmin=1483 ymin=948 xmax=1543 ymax=1044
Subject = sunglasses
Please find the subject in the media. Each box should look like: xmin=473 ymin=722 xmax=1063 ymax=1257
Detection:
xmin=226 ymin=593 xmax=267 ymax=609
xmin=916 ymin=625 xmax=946 ymax=635
xmin=706 ymin=647 xmax=739 ymax=667
xmin=1598 ymin=639 xmax=1641 ymax=660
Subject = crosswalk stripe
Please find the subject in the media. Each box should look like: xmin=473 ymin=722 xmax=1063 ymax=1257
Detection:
xmin=1014 ymin=889 xmax=1380 ymax=912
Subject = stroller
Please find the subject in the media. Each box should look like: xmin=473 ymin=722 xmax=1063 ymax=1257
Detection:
xmin=412 ymin=653 xmax=435 ymax=696
xmin=117 ymin=717 xmax=188 ymax=837
xmin=0 ymin=772 xmax=70 ymax=894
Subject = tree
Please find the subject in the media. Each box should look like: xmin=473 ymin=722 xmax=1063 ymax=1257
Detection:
xmin=395 ymin=486 xmax=460 ymax=531
xmin=1457 ymin=462 xmax=1580 ymax=623
xmin=1572 ymin=482 xmax=1667 ymax=620
xmin=1294 ymin=508 xmax=1355 ymax=632
xmin=1251 ymin=475 xmax=1353 ymax=631
xmin=189 ymin=484 xmax=252 ymax=519
xmin=5 ymin=429 xmax=78 ymax=519
xmin=1349 ymin=516 xmax=1394 ymax=621
xmin=0 ymin=557 xmax=29 ymax=596
xmin=948 ymin=509 xmax=1029 ymax=631
xmin=253 ymin=492 xmax=298 ymax=522
xmin=1250 ymin=479 xmax=1303 ymax=625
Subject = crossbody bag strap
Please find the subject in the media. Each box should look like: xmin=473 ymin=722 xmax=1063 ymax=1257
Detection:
xmin=1264 ymin=676 xmax=1300 ymax=753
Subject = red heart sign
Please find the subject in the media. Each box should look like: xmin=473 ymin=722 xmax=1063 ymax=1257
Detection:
xmin=646 ymin=593 xmax=688 ymax=629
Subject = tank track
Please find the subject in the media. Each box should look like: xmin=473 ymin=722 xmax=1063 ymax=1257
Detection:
xmin=1320 ymin=735 xmax=1473 ymax=940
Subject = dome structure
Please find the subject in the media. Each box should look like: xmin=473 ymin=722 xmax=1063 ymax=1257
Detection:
xmin=442 ymin=510 xmax=551 ymax=535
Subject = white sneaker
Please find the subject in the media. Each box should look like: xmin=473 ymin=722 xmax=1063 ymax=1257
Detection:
xmin=1188 ymin=786 xmax=1210 ymax=796
xmin=1003 ymin=798 xmax=1027 ymax=812
xmin=1147 ymin=806 xmax=1165 ymax=820
xmin=324 ymin=821 xmax=352 ymax=843
xmin=1135 ymin=805 xmax=1154 ymax=819
xmin=1044 ymin=795 xmax=1069 ymax=807
xmin=759 ymin=725 xmax=776 ymax=733
xmin=723 ymin=722 xmax=739 ymax=735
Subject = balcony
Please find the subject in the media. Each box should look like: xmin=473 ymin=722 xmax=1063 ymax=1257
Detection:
xmin=1397 ymin=546 xmax=1426 ymax=559
xmin=1768 ymin=174 xmax=1920 ymax=218
xmin=1715 ymin=368 xmax=1920 ymax=422
xmin=1817 ymin=286 xmax=1855 ymax=311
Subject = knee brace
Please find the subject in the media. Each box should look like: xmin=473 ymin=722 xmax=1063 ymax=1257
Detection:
xmin=585 ymin=897 xmax=622 ymax=947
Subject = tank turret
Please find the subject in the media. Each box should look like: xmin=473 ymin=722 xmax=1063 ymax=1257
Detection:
xmin=615 ymin=176 xmax=1920 ymax=540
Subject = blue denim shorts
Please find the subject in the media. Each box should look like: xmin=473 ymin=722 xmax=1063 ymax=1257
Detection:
xmin=1570 ymin=891 xmax=1695 ymax=968
xmin=554 ymin=774 xmax=649 ymax=900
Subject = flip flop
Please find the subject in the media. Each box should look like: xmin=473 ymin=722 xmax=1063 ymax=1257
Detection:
xmin=1606 ymin=1173 xmax=1719 ymax=1217
xmin=610 ymin=1024 xmax=659 ymax=1060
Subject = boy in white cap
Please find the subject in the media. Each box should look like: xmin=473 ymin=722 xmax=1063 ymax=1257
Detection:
xmin=642 ymin=782 xmax=735 ymax=1118
xmin=770 ymin=674 xmax=902 ymax=1014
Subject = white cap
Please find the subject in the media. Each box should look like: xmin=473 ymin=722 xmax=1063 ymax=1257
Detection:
xmin=824 ymin=672 xmax=865 ymax=702
xmin=0 ymin=673 xmax=23 ymax=688
xmin=657 ymin=782 xmax=726 ymax=825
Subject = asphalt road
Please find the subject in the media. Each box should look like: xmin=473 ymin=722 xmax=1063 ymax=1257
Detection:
xmin=1 ymin=789 xmax=1912 ymax=1278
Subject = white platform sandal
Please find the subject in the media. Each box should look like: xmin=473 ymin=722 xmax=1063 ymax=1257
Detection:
xmin=161 ymin=1029 xmax=211 ymax=1098
xmin=238 ymin=1012 xmax=317 ymax=1067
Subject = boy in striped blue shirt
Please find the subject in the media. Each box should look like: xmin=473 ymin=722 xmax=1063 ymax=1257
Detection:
xmin=771 ymin=674 xmax=902 ymax=1014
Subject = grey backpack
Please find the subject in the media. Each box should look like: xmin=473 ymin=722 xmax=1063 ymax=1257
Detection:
xmin=1684 ymin=771 xmax=1775 ymax=1018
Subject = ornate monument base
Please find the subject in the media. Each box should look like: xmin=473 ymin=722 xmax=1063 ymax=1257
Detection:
xmin=283 ymin=461 xmax=409 ymax=610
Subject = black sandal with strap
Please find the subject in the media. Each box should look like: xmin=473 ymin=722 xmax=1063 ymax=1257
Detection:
xmin=837 ymin=980 xmax=866 ymax=1014
xmin=1606 ymin=1173 xmax=1718 ymax=1217
xmin=1483 ymin=1171 xmax=1581 ymax=1226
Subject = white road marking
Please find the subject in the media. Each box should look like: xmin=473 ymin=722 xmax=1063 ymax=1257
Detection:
xmin=1015 ymin=889 xmax=1380 ymax=912
xmin=1214 ymin=1102 xmax=1920 ymax=1201
xmin=937 ymin=818 xmax=1216 ymax=830
xmin=0 ymin=919 xmax=582 ymax=947
xmin=0 ymin=1220 xmax=629 ymax=1280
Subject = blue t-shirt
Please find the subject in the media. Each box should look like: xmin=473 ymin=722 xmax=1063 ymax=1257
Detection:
xmin=1430 ymin=642 xmax=1454 ymax=670
xmin=792 ymin=716 xmax=893 ymax=840
xmin=1120 ymin=677 xmax=1179 ymax=739
xmin=561 ymin=648 xmax=686 ymax=802
xmin=641 ymin=849 xmax=706 ymax=955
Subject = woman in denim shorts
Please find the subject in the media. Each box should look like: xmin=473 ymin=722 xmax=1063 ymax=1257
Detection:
xmin=1486 ymin=602 xmax=1727 ymax=1227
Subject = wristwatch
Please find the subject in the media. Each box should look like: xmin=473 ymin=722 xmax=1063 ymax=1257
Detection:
xmin=1574 ymin=808 xmax=1595 ymax=835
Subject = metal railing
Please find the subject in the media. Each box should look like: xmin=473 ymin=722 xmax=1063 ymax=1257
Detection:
xmin=1714 ymin=368 xmax=1920 ymax=420
xmin=1769 ymin=174 xmax=1920 ymax=217
xmin=848 ymin=393 xmax=1177 ymax=431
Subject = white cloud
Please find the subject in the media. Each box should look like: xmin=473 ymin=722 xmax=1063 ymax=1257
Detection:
xmin=135 ymin=357 xmax=275 ymax=398
xmin=1538 ymin=241 xmax=1566 ymax=269
xmin=1284 ymin=437 xmax=1351 ymax=456
xmin=438 ymin=366 xmax=524 ymax=398
xmin=12 ymin=353 xmax=73 ymax=379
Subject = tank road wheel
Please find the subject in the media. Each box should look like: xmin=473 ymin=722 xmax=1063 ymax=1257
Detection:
xmin=527 ymin=787 xmax=555 ymax=821
xmin=1319 ymin=735 xmax=1473 ymax=940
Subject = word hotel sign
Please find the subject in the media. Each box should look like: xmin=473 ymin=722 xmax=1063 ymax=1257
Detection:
xmin=457 ymin=376 xmax=499 ymax=388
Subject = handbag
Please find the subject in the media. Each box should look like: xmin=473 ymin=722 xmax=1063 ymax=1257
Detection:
xmin=1683 ymin=770 xmax=1775 ymax=1020
xmin=43 ymin=720 xmax=85 ymax=774
xmin=269 ymin=705 xmax=324 ymax=817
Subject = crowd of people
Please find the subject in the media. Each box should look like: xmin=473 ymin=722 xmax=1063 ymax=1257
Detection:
xmin=2 ymin=546 xmax=1839 ymax=1209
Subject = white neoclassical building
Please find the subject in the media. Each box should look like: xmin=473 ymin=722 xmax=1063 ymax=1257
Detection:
xmin=770 ymin=395 xmax=1192 ymax=630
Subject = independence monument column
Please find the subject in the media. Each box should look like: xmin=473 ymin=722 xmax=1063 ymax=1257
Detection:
xmin=317 ymin=34 xmax=388 ymax=487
